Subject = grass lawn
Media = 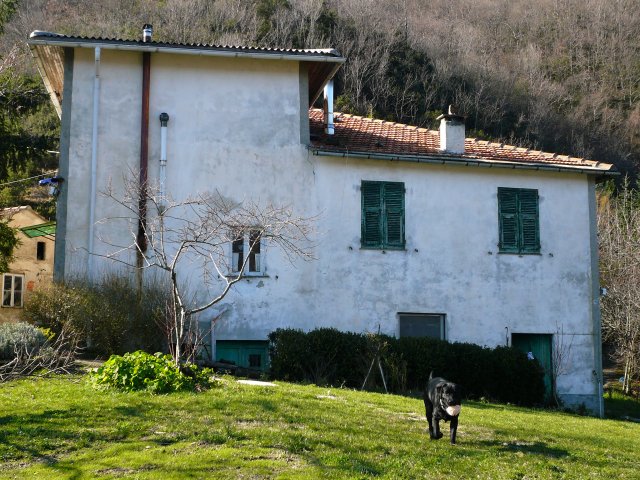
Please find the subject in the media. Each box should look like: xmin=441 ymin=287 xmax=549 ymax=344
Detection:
xmin=0 ymin=375 xmax=639 ymax=479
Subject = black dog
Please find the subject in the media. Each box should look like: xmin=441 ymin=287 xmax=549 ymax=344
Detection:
xmin=424 ymin=372 xmax=462 ymax=444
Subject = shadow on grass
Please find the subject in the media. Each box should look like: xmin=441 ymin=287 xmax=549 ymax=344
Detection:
xmin=113 ymin=405 xmax=148 ymax=417
xmin=476 ymin=439 xmax=569 ymax=458
xmin=0 ymin=408 xmax=87 ymax=479
xmin=604 ymin=393 xmax=640 ymax=421
xmin=0 ymin=402 xmax=155 ymax=475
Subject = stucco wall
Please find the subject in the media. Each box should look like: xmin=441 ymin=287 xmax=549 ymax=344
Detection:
xmin=213 ymin=157 xmax=598 ymax=403
xmin=60 ymin=47 xmax=601 ymax=411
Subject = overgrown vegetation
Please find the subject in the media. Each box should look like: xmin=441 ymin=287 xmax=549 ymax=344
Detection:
xmin=269 ymin=328 xmax=545 ymax=406
xmin=90 ymin=350 xmax=214 ymax=393
xmin=21 ymin=274 xmax=169 ymax=358
xmin=0 ymin=376 xmax=638 ymax=478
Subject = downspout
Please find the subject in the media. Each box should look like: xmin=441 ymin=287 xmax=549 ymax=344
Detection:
xmin=88 ymin=46 xmax=100 ymax=278
xmin=137 ymin=50 xmax=151 ymax=270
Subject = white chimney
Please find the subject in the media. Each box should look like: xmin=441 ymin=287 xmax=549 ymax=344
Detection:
xmin=142 ymin=24 xmax=153 ymax=43
xmin=323 ymin=79 xmax=334 ymax=135
xmin=437 ymin=105 xmax=465 ymax=154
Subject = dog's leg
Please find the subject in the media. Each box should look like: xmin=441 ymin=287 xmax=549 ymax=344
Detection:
xmin=433 ymin=418 xmax=443 ymax=439
xmin=425 ymin=400 xmax=437 ymax=439
xmin=449 ymin=416 xmax=459 ymax=445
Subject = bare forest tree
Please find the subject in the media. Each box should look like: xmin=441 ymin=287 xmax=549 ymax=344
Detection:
xmin=598 ymin=180 xmax=640 ymax=394
xmin=98 ymin=175 xmax=314 ymax=364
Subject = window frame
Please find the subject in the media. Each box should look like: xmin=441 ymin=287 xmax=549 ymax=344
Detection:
xmin=2 ymin=273 xmax=25 ymax=308
xmin=498 ymin=187 xmax=540 ymax=254
xmin=361 ymin=180 xmax=406 ymax=250
xmin=398 ymin=313 xmax=446 ymax=340
xmin=230 ymin=229 xmax=265 ymax=276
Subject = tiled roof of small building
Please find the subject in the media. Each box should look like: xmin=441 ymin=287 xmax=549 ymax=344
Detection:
xmin=309 ymin=109 xmax=615 ymax=174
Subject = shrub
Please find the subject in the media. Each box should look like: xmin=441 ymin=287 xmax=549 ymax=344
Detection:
xmin=22 ymin=273 xmax=170 ymax=357
xmin=90 ymin=350 xmax=214 ymax=393
xmin=0 ymin=322 xmax=47 ymax=360
xmin=268 ymin=328 xmax=546 ymax=406
xmin=269 ymin=328 xmax=371 ymax=387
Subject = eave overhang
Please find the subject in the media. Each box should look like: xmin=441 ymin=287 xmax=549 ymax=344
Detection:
xmin=309 ymin=147 xmax=618 ymax=179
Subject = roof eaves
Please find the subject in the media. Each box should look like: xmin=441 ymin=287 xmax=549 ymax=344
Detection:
xmin=28 ymin=43 xmax=62 ymax=117
xmin=309 ymin=147 xmax=618 ymax=176
xmin=19 ymin=221 xmax=56 ymax=238
xmin=27 ymin=31 xmax=346 ymax=63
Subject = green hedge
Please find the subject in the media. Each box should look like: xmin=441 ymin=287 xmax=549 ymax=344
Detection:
xmin=268 ymin=328 xmax=545 ymax=406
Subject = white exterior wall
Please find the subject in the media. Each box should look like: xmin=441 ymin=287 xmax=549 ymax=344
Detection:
xmin=60 ymin=47 xmax=600 ymax=411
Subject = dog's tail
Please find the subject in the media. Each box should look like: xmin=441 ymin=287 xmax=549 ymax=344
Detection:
xmin=429 ymin=371 xmax=434 ymax=381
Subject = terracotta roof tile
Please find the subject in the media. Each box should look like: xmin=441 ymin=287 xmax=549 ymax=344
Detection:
xmin=309 ymin=109 xmax=614 ymax=174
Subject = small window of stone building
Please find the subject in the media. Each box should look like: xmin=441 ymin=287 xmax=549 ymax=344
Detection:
xmin=36 ymin=241 xmax=46 ymax=261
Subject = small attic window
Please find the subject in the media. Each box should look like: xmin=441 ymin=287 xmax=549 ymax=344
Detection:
xmin=37 ymin=241 xmax=46 ymax=261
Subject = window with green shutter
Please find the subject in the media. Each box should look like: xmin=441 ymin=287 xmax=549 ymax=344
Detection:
xmin=361 ymin=181 xmax=405 ymax=249
xmin=498 ymin=187 xmax=540 ymax=254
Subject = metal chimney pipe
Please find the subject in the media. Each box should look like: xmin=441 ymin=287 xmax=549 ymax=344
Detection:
xmin=159 ymin=112 xmax=169 ymax=210
xmin=142 ymin=24 xmax=153 ymax=42
xmin=323 ymin=79 xmax=334 ymax=135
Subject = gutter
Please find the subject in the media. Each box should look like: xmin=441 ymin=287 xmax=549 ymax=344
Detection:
xmin=309 ymin=148 xmax=619 ymax=177
xmin=88 ymin=47 xmax=101 ymax=278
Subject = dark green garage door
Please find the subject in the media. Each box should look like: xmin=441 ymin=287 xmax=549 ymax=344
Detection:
xmin=216 ymin=340 xmax=269 ymax=371
xmin=512 ymin=333 xmax=553 ymax=400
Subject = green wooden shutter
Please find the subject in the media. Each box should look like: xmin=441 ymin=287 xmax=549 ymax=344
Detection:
xmin=498 ymin=187 xmax=540 ymax=254
xmin=519 ymin=189 xmax=540 ymax=253
xmin=384 ymin=182 xmax=405 ymax=248
xmin=498 ymin=188 xmax=519 ymax=252
xmin=362 ymin=182 xmax=383 ymax=247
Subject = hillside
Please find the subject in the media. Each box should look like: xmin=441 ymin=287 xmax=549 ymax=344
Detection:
xmin=1 ymin=0 xmax=640 ymax=183
xmin=0 ymin=376 xmax=639 ymax=478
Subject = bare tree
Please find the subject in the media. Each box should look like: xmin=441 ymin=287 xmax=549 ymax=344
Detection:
xmin=598 ymin=179 xmax=640 ymax=394
xmin=551 ymin=323 xmax=575 ymax=406
xmin=98 ymin=175 xmax=315 ymax=365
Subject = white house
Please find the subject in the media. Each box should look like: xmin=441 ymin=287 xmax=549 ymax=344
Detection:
xmin=28 ymin=27 xmax=615 ymax=415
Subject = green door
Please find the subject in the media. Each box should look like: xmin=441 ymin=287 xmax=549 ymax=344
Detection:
xmin=512 ymin=333 xmax=553 ymax=400
xmin=216 ymin=341 xmax=269 ymax=371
